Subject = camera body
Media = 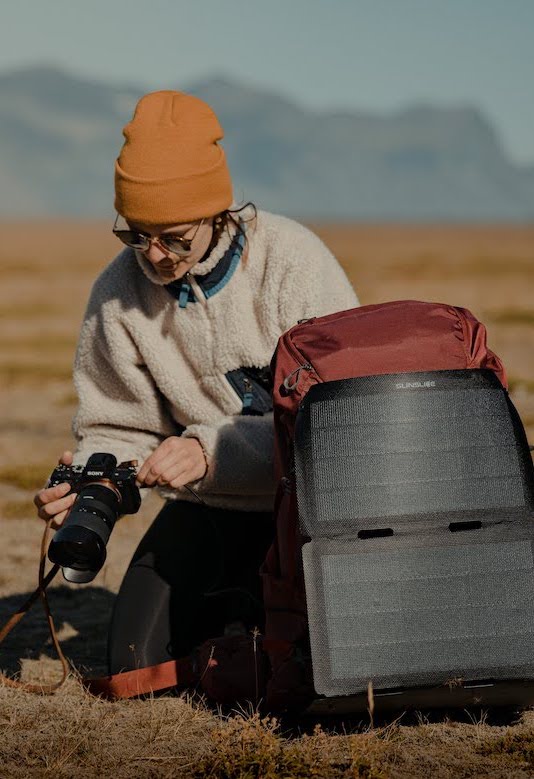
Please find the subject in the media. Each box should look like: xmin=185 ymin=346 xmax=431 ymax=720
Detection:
xmin=47 ymin=453 xmax=141 ymax=583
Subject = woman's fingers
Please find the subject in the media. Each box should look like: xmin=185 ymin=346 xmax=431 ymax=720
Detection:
xmin=156 ymin=461 xmax=193 ymax=487
xmin=145 ymin=452 xmax=179 ymax=486
xmin=47 ymin=507 xmax=72 ymax=531
xmin=36 ymin=492 xmax=77 ymax=521
xmin=33 ymin=451 xmax=76 ymax=526
xmin=34 ymin=481 xmax=71 ymax=510
xmin=138 ymin=437 xmax=207 ymax=488
xmin=159 ymin=454 xmax=206 ymax=488
xmin=137 ymin=437 xmax=183 ymax=485
xmin=136 ymin=448 xmax=167 ymax=484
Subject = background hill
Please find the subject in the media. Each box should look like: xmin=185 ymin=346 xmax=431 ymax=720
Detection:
xmin=0 ymin=65 xmax=533 ymax=221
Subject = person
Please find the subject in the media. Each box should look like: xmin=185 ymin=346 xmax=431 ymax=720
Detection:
xmin=33 ymin=90 xmax=359 ymax=675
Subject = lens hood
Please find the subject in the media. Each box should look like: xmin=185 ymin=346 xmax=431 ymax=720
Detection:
xmin=48 ymin=525 xmax=107 ymax=583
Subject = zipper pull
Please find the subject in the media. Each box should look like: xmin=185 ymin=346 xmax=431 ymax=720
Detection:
xmin=242 ymin=377 xmax=254 ymax=410
xmin=179 ymin=274 xmax=191 ymax=308
xmin=283 ymin=363 xmax=313 ymax=391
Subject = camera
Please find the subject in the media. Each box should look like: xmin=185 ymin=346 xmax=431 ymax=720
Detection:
xmin=47 ymin=453 xmax=141 ymax=583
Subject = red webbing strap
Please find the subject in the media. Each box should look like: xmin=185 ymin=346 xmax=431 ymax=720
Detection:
xmin=84 ymin=657 xmax=198 ymax=700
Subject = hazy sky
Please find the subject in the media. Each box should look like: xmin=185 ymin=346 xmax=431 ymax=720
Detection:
xmin=3 ymin=0 xmax=533 ymax=164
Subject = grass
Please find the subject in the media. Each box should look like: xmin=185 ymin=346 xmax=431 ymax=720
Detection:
xmin=508 ymin=377 xmax=534 ymax=394
xmin=0 ymin=463 xmax=54 ymax=491
xmin=191 ymin=714 xmax=390 ymax=778
xmin=1 ymin=361 xmax=73 ymax=385
xmin=1 ymin=499 xmax=37 ymax=520
xmin=55 ymin=388 xmax=79 ymax=408
xmin=0 ymin=303 xmax=65 ymax=320
xmin=1 ymin=681 xmax=534 ymax=778
xmin=463 ymin=256 xmax=534 ymax=276
xmin=0 ymin=259 xmax=50 ymax=277
xmin=487 ymin=309 xmax=534 ymax=326
xmin=385 ymin=255 xmax=534 ymax=280
xmin=0 ymin=682 xmax=216 ymax=778
xmin=0 ymin=334 xmax=78 ymax=353
xmin=478 ymin=728 xmax=534 ymax=767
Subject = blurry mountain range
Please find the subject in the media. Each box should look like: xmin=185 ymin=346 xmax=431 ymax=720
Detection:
xmin=1 ymin=65 xmax=533 ymax=221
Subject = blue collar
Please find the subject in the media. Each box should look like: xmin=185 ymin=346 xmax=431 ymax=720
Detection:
xmin=165 ymin=223 xmax=246 ymax=308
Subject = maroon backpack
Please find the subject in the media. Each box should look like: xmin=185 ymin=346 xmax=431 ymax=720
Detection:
xmin=262 ymin=299 xmax=507 ymax=710
xmin=85 ymin=299 xmax=507 ymax=706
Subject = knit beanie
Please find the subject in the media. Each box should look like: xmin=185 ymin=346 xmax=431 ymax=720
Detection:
xmin=114 ymin=90 xmax=233 ymax=225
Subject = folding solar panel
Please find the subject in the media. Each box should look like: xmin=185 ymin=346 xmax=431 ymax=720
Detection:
xmin=294 ymin=369 xmax=534 ymax=700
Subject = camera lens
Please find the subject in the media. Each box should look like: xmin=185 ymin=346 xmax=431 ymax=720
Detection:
xmin=48 ymin=483 xmax=121 ymax=583
xmin=48 ymin=525 xmax=106 ymax=570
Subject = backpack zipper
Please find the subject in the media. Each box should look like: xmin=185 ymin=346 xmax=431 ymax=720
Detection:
xmin=282 ymin=323 xmax=322 ymax=386
xmin=283 ymin=363 xmax=313 ymax=391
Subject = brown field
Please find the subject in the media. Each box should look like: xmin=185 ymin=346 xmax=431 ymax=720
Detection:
xmin=1 ymin=221 xmax=534 ymax=777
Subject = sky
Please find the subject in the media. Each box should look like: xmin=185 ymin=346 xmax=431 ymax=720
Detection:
xmin=2 ymin=0 xmax=534 ymax=165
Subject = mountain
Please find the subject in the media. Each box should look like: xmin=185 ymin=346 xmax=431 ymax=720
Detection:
xmin=0 ymin=65 xmax=532 ymax=221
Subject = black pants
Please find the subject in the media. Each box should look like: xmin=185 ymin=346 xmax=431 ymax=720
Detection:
xmin=107 ymin=500 xmax=274 ymax=674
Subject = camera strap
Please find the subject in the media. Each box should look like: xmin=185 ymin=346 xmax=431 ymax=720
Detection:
xmin=0 ymin=518 xmax=70 ymax=694
xmin=0 ymin=486 xmax=209 ymax=698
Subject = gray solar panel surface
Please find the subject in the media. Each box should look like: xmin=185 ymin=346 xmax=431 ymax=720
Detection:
xmin=295 ymin=370 xmax=534 ymax=697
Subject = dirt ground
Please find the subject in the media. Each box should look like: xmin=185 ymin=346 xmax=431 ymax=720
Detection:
xmin=1 ymin=221 xmax=534 ymax=777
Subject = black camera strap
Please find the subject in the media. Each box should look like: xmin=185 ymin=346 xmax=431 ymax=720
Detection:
xmin=0 ymin=517 xmax=70 ymax=694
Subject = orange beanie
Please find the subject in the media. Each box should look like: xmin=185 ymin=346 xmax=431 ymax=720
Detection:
xmin=114 ymin=90 xmax=233 ymax=225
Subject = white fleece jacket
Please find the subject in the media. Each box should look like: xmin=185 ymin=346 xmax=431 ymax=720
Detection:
xmin=72 ymin=207 xmax=359 ymax=511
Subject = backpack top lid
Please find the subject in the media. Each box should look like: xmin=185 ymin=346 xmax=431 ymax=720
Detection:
xmin=275 ymin=299 xmax=506 ymax=392
xmin=272 ymin=301 xmax=507 ymax=461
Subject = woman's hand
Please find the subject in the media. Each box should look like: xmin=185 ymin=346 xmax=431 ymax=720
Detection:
xmin=34 ymin=450 xmax=77 ymax=530
xmin=136 ymin=437 xmax=208 ymax=488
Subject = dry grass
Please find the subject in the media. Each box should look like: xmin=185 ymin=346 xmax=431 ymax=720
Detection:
xmin=0 ymin=334 xmax=78 ymax=352
xmin=54 ymin=388 xmax=80 ymax=408
xmin=1 ymin=221 xmax=534 ymax=777
xmin=1 ymin=499 xmax=39 ymax=520
xmin=191 ymin=714 xmax=392 ymax=778
xmin=487 ymin=309 xmax=534 ymax=326
xmin=0 ymin=679 xmax=217 ymax=778
xmin=384 ymin=255 xmax=534 ymax=280
xmin=1 ymin=361 xmax=73 ymax=385
xmin=0 ymin=463 xmax=55 ymax=490
xmin=0 ymin=303 xmax=65 ymax=320
xmin=1 ymin=684 xmax=534 ymax=778
xmin=508 ymin=377 xmax=534 ymax=395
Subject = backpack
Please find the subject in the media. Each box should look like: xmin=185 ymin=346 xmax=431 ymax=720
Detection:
xmin=87 ymin=299 xmax=534 ymax=711
xmin=262 ymin=299 xmax=514 ymax=711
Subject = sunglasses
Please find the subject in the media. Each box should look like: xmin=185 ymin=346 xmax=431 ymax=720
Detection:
xmin=113 ymin=215 xmax=205 ymax=257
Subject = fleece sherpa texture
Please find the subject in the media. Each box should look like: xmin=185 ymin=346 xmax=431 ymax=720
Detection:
xmin=72 ymin=208 xmax=359 ymax=511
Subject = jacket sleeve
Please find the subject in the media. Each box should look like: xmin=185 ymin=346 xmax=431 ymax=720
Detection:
xmin=181 ymin=226 xmax=360 ymax=497
xmin=71 ymin=279 xmax=176 ymax=470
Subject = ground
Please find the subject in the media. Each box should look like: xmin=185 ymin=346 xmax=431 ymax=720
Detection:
xmin=1 ymin=221 xmax=533 ymax=777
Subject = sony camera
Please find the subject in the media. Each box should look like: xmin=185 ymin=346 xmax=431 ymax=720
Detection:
xmin=47 ymin=453 xmax=141 ymax=584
